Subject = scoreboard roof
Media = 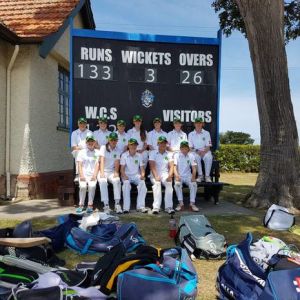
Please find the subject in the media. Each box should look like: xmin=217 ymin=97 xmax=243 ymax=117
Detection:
xmin=71 ymin=28 xmax=220 ymax=45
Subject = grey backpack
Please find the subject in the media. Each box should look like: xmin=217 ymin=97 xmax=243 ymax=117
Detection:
xmin=175 ymin=215 xmax=226 ymax=259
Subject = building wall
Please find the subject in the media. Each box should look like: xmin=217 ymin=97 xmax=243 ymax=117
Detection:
xmin=25 ymin=46 xmax=73 ymax=173
xmin=8 ymin=13 xmax=86 ymax=199
xmin=0 ymin=40 xmax=7 ymax=196
xmin=10 ymin=45 xmax=34 ymax=175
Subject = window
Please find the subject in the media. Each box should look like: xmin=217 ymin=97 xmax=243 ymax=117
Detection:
xmin=58 ymin=67 xmax=70 ymax=130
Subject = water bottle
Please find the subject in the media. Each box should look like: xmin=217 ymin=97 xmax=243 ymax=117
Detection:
xmin=169 ymin=215 xmax=177 ymax=238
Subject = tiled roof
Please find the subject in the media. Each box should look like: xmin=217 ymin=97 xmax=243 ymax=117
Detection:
xmin=0 ymin=0 xmax=82 ymax=40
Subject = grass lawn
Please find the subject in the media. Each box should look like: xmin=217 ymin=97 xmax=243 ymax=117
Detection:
xmin=1 ymin=172 xmax=299 ymax=300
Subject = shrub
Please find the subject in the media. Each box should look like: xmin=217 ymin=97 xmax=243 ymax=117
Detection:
xmin=214 ymin=144 xmax=260 ymax=172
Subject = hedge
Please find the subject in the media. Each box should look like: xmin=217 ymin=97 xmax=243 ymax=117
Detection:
xmin=214 ymin=144 xmax=260 ymax=172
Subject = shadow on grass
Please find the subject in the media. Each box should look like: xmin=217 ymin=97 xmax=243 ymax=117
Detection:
xmin=221 ymin=184 xmax=253 ymax=205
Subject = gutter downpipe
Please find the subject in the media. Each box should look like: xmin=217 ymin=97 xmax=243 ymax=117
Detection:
xmin=6 ymin=45 xmax=19 ymax=199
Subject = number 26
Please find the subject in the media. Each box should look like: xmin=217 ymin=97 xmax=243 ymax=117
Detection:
xmin=182 ymin=71 xmax=202 ymax=85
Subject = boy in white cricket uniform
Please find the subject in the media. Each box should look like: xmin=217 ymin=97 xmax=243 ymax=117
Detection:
xmin=174 ymin=141 xmax=199 ymax=212
xmin=127 ymin=115 xmax=148 ymax=166
xmin=120 ymin=138 xmax=148 ymax=214
xmin=167 ymin=118 xmax=187 ymax=154
xmin=149 ymin=136 xmax=174 ymax=215
xmin=115 ymin=119 xmax=128 ymax=154
xmin=188 ymin=118 xmax=213 ymax=183
xmin=98 ymin=132 xmax=122 ymax=214
xmin=147 ymin=117 xmax=168 ymax=151
xmin=94 ymin=116 xmax=111 ymax=149
xmin=71 ymin=117 xmax=92 ymax=181
xmin=76 ymin=136 xmax=100 ymax=214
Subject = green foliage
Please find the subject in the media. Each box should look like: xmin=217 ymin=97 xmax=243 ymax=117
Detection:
xmin=215 ymin=144 xmax=260 ymax=172
xmin=219 ymin=131 xmax=254 ymax=145
xmin=211 ymin=0 xmax=300 ymax=42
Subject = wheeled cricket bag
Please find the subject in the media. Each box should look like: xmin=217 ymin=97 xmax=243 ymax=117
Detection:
xmin=216 ymin=233 xmax=300 ymax=300
xmin=66 ymin=223 xmax=145 ymax=254
xmin=117 ymin=248 xmax=198 ymax=300
xmin=175 ymin=214 xmax=226 ymax=259
xmin=263 ymin=204 xmax=295 ymax=231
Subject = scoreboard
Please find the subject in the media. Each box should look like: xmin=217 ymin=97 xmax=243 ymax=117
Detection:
xmin=71 ymin=30 xmax=221 ymax=149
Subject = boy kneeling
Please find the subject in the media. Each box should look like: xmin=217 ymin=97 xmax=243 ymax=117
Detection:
xmin=174 ymin=141 xmax=199 ymax=212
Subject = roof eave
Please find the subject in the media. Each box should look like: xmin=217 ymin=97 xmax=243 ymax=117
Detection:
xmin=0 ymin=23 xmax=20 ymax=43
xmin=39 ymin=0 xmax=90 ymax=58
xmin=0 ymin=0 xmax=96 ymax=47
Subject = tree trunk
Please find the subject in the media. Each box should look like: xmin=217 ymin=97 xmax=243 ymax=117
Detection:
xmin=234 ymin=0 xmax=300 ymax=209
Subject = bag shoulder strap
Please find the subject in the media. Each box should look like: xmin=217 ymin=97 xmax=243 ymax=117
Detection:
xmin=174 ymin=224 xmax=186 ymax=245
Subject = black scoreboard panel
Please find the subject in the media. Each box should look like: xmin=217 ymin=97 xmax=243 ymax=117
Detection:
xmin=72 ymin=31 xmax=221 ymax=149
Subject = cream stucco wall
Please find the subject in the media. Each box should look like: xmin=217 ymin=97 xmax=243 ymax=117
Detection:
xmin=9 ymin=13 xmax=86 ymax=175
xmin=25 ymin=45 xmax=73 ymax=173
xmin=0 ymin=40 xmax=7 ymax=175
xmin=10 ymin=45 xmax=33 ymax=174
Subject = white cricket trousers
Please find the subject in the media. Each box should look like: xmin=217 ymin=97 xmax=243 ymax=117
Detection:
xmin=122 ymin=175 xmax=147 ymax=211
xmin=150 ymin=174 xmax=173 ymax=210
xmin=98 ymin=172 xmax=121 ymax=205
xmin=79 ymin=176 xmax=97 ymax=206
xmin=174 ymin=177 xmax=197 ymax=203
xmin=194 ymin=151 xmax=213 ymax=176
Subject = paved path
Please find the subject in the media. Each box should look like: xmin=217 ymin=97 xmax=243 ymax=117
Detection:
xmin=0 ymin=198 xmax=254 ymax=220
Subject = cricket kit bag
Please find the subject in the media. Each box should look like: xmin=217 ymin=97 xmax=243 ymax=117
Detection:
xmin=117 ymin=248 xmax=198 ymax=300
xmin=37 ymin=214 xmax=82 ymax=252
xmin=176 ymin=214 xmax=226 ymax=259
xmin=216 ymin=233 xmax=300 ymax=300
xmin=90 ymin=244 xmax=161 ymax=295
xmin=66 ymin=223 xmax=145 ymax=254
xmin=11 ymin=272 xmax=106 ymax=300
xmin=0 ymin=261 xmax=38 ymax=289
xmin=263 ymin=204 xmax=295 ymax=231
xmin=0 ymin=221 xmax=64 ymax=267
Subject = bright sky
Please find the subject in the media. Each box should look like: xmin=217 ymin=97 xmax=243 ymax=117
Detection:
xmin=90 ymin=0 xmax=300 ymax=144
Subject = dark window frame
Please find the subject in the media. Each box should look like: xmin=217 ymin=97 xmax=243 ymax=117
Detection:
xmin=57 ymin=66 xmax=70 ymax=131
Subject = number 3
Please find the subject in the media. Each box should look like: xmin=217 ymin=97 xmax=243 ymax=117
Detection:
xmin=90 ymin=65 xmax=98 ymax=79
xmin=146 ymin=68 xmax=155 ymax=82
xmin=102 ymin=66 xmax=111 ymax=80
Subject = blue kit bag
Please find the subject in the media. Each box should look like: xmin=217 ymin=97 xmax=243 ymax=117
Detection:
xmin=66 ymin=222 xmax=145 ymax=254
xmin=117 ymin=248 xmax=198 ymax=300
xmin=216 ymin=233 xmax=300 ymax=300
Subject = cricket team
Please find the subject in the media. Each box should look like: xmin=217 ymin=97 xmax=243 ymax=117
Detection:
xmin=71 ymin=115 xmax=213 ymax=215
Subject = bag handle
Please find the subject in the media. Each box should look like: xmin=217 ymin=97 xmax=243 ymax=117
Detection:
xmin=81 ymin=238 xmax=93 ymax=254
xmin=264 ymin=210 xmax=275 ymax=227
xmin=143 ymin=263 xmax=170 ymax=277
